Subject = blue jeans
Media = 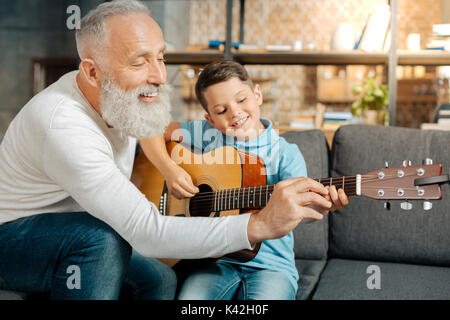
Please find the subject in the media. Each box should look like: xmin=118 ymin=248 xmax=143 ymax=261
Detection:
xmin=177 ymin=260 xmax=296 ymax=300
xmin=0 ymin=212 xmax=176 ymax=300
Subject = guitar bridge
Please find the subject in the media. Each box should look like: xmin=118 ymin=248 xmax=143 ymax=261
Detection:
xmin=159 ymin=182 xmax=169 ymax=215
xmin=159 ymin=193 xmax=168 ymax=215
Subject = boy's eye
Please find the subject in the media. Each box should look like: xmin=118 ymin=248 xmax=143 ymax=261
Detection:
xmin=239 ymin=97 xmax=247 ymax=103
xmin=217 ymin=108 xmax=226 ymax=115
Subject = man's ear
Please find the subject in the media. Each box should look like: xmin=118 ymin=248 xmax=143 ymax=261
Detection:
xmin=79 ymin=58 xmax=102 ymax=88
xmin=254 ymin=84 xmax=263 ymax=106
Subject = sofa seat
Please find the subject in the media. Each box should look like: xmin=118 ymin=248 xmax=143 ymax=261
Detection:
xmin=312 ymin=258 xmax=450 ymax=300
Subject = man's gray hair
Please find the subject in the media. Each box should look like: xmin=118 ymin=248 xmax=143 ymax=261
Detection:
xmin=75 ymin=0 xmax=150 ymax=62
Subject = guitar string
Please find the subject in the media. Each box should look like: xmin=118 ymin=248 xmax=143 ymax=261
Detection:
xmin=179 ymin=185 xmax=434 ymax=211
xmin=167 ymin=172 xmax=432 ymax=209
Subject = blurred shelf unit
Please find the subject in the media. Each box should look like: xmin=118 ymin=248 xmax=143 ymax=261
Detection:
xmin=165 ymin=50 xmax=450 ymax=66
xmin=167 ymin=0 xmax=450 ymax=127
xmin=316 ymin=65 xmax=384 ymax=104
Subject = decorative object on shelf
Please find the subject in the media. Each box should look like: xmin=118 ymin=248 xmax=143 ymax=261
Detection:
xmin=359 ymin=3 xmax=391 ymax=52
xmin=351 ymin=76 xmax=388 ymax=125
xmin=330 ymin=23 xmax=355 ymax=51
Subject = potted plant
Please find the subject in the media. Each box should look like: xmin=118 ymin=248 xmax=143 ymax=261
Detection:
xmin=351 ymin=75 xmax=389 ymax=125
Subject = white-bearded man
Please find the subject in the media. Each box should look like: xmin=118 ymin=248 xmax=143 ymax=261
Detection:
xmin=0 ymin=0 xmax=334 ymax=299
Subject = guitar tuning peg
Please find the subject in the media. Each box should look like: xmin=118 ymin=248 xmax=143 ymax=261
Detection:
xmin=423 ymin=158 xmax=433 ymax=165
xmin=423 ymin=201 xmax=433 ymax=211
xmin=400 ymin=201 xmax=413 ymax=210
xmin=403 ymin=160 xmax=412 ymax=167
xmin=384 ymin=201 xmax=390 ymax=211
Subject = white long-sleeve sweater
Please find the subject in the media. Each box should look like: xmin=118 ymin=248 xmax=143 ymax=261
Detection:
xmin=0 ymin=71 xmax=252 ymax=258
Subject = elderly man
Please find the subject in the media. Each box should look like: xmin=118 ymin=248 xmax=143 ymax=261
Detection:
xmin=0 ymin=0 xmax=333 ymax=300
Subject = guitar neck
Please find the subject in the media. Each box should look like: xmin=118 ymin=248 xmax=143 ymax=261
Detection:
xmin=211 ymin=176 xmax=357 ymax=212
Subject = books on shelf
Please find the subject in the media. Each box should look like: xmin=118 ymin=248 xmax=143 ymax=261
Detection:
xmin=432 ymin=24 xmax=450 ymax=37
xmin=426 ymin=24 xmax=450 ymax=50
xmin=359 ymin=3 xmax=391 ymax=52
xmin=323 ymin=110 xmax=353 ymax=121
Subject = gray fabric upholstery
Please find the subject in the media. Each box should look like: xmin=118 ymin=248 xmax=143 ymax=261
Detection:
xmin=282 ymin=130 xmax=330 ymax=260
xmin=295 ymin=259 xmax=327 ymax=300
xmin=0 ymin=290 xmax=31 ymax=300
xmin=329 ymin=125 xmax=450 ymax=267
xmin=312 ymin=258 xmax=450 ymax=300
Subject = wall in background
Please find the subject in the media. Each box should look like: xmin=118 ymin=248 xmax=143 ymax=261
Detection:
xmin=0 ymin=0 xmax=190 ymax=140
xmin=0 ymin=0 xmax=104 ymax=139
xmin=187 ymin=0 xmax=442 ymax=125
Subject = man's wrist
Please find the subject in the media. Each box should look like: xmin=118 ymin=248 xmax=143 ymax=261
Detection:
xmin=247 ymin=212 xmax=264 ymax=245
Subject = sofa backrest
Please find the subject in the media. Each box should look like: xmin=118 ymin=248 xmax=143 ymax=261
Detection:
xmin=329 ymin=124 xmax=450 ymax=267
xmin=282 ymin=130 xmax=330 ymax=260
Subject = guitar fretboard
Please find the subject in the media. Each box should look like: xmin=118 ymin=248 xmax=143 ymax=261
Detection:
xmin=211 ymin=176 xmax=357 ymax=212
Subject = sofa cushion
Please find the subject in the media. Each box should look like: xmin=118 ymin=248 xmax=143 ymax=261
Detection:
xmin=312 ymin=258 xmax=450 ymax=300
xmin=282 ymin=130 xmax=330 ymax=260
xmin=0 ymin=290 xmax=29 ymax=300
xmin=329 ymin=124 xmax=450 ymax=267
xmin=295 ymin=259 xmax=327 ymax=300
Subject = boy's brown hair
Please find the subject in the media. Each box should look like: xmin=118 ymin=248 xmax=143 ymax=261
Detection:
xmin=195 ymin=60 xmax=254 ymax=112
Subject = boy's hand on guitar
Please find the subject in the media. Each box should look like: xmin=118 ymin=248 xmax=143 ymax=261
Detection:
xmin=325 ymin=185 xmax=350 ymax=211
xmin=163 ymin=163 xmax=199 ymax=200
xmin=247 ymin=177 xmax=332 ymax=244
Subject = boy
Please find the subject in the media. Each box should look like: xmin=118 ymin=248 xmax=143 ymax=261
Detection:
xmin=141 ymin=60 xmax=349 ymax=299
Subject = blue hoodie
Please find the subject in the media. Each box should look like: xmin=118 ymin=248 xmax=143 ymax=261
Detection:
xmin=180 ymin=118 xmax=307 ymax=293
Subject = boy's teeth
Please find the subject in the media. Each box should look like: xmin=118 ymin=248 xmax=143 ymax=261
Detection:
xmin=234 ymin=117 xmax=247 ymax=126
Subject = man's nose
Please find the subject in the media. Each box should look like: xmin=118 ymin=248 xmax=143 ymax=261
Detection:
xmin=146 ymin=60 xmax=166 ymax=85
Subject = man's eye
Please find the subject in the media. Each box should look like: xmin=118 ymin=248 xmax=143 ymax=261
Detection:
xmin=133 ymin=63 xmax=145 ymax=67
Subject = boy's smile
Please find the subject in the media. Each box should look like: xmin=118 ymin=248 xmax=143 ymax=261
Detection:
xmin=203 ymin=77 xmax=265 ymax=141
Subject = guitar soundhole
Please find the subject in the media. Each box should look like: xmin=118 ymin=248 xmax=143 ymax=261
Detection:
xmin=189 ymin=184 xmax=214 ymax=217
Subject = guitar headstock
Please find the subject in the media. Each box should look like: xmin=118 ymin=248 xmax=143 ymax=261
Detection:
xmin=361 ymin=162 xmax=442 ymax=201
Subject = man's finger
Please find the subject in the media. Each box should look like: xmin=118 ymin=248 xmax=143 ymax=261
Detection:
xmin=291 ymin=177 xmax=329 ymax=196
xmin=182 ymin=178 xmax=199 ymax=194
xmin=297 ymin=191 xmax=332 ymax=209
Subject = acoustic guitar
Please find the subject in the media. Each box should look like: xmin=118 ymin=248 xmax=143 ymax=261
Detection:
xmin=131 ymin=141 xmax=444 ymax=267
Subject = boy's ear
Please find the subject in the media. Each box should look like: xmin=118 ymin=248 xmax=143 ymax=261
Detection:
xmin=204 ymin=113 xmax=215 ymax=126
xmin=254 ymin=84 xmax=263 ymax=106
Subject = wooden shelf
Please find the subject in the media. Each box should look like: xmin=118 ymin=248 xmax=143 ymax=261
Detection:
xmin=397 ymin=50 xmax=450 ymax=66
xmin=165 ymin=50 xmax=223 ymax=65
xmin=233 ymin=50 xmax=388 ymax=65
xmin=165 ymin=49 xmax=450 ymax=66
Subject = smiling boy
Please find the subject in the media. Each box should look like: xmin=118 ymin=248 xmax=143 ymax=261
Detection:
xmin=141 ymin=60 xmax=349 ymax=299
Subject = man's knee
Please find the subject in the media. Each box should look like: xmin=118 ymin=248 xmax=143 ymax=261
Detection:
xmin=68 ymin=213 xmax=132 ymax=269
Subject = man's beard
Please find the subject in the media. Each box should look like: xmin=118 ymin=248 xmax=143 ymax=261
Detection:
xmin=99 ymin=77 xmax=172 ymax=139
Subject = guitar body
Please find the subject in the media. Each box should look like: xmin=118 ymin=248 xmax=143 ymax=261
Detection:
xmin=131 ymin=141 xmax=266 ymax=266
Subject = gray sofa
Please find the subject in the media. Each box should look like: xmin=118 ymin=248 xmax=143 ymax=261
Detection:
xmin=2 ymin=124 xmax=450 ymax=300
xmin=284 ymin=124 xmax=450 ymax=300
